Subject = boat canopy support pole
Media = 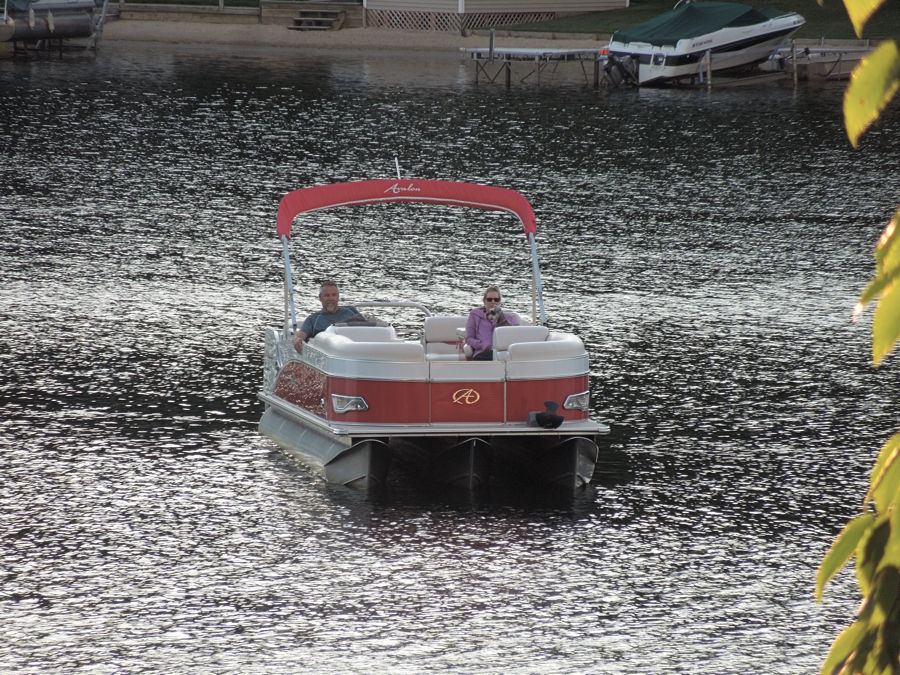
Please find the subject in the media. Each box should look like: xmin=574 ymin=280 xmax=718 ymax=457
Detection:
xmin=527 ymin=232 xmax=547 ymax=325
xmin=281 ymin=234 xmax=298 ymax=335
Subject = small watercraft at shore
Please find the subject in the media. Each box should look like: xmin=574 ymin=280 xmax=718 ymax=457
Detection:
xmin=606 ymin=1 xmax=805 ymax=86
xmin=1 ymin=0 xmax=106 ymax=47
xmin=258 ymin=178 xmax=608 ymax=490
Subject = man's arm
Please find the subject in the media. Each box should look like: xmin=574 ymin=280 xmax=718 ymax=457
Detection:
xmin=293 ymin=330 xmax=308 ymax=351
xmin=294 ymin=313 xmax=316 ymax=351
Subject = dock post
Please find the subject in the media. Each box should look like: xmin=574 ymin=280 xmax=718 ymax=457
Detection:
xmin=489 ymin=27 xmax=494 ymax=62
xmin=505 ymin=60 xmax=511 ymax=88
xmin=792 ymin=40 xmax=798 ymax=86
xmin=706 ymin=49 xmax=712 ymax=90
xmin=594 ymin=56 xmax=600 ymax=88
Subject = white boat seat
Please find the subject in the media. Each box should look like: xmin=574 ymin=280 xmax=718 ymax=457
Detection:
xmin=506 ymin=331 xmax=585 ymax=360
xmin=423 ymin=315 xmax=467 ymax=361
xmin=327 ymin=325 xmax=397 ymax=342
xmin=312 ymin=331 xmax=424 ymax=362
xmin=492 ymin=325 xmax=549 ymax=350
xmin=492 ymin=325 xmax=550 ymax=361
xmin=503 ymin=332 xmax=589 ymax=378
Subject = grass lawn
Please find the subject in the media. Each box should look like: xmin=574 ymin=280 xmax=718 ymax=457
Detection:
xmin=505 ymin=0 xmax=899 ymax=40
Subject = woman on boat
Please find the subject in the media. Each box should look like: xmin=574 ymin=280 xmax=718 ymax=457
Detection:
xmin=465 ymin=285 xmax=519 ymax=361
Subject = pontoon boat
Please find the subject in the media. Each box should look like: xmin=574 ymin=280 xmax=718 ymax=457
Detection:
xmin=258 ymin=179 xmax=608 ymax=490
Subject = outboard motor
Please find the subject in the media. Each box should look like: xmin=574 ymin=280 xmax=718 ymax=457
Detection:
xmin=605 ymin=54 xmax=639 ymax=86
xmin=528 ymin=401 xmax=565 ymax=429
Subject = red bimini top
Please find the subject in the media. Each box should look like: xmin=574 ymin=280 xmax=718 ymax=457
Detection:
xmin=276 ymin=179 xmax=538 ymax=239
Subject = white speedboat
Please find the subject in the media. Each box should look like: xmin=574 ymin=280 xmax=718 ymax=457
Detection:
xmin=258 ymin=178 xmax=608 ymax=490
xmin=606 ymin=1 xmax=805 ymax=86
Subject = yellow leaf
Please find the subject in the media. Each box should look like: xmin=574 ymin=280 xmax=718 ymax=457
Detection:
xmin=855 ymin=212 xmax=900 ymax=323
xmin=875 ymin=211 xmax=900 ymax=276
xmin=818 ymin=512 xmax=877 ymax=601
xmin=844 ymin=40 xmax=900 ymax=148
xmin=820 ymin=620 xmax=866 ymax=674
xmin=842 ymin=0 xmax=886 ymax=37
xmin=869 ymin=433 xmax=900 ymax=503
xmin=871 ymin=445 xmax=900 ymax=510
xmin=872 ymin=278 xmax=900 ymax=365
xmin=858 ymin=517 xmax=891 ymax=595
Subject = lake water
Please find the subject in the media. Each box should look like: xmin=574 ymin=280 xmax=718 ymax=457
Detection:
xmin=2 ymin=41 xmax=899 ymax=673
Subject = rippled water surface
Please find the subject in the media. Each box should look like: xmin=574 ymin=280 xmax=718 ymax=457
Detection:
xmin=2 ymin=42 xmax=899 ymax=673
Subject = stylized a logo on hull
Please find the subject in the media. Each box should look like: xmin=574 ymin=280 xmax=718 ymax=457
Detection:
xmin=452 ymin=388 xmax=481 ymax=405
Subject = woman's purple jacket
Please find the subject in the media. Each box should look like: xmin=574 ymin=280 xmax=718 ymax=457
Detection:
xmin=465 ymin=307 xmax=520 ymax=357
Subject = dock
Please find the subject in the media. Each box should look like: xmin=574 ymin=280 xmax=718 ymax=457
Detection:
xmin=463 ymin=39 xmax=872 ymax=89
xmin=462 ymin=46 xmax=606 ymax=88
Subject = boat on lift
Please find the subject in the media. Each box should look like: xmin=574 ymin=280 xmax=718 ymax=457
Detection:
xmin=1 ymin=0 xmax=107 ymax=48
xmin=258 ymin=178 xmax=608 ymax=490
xmin=605 ymin=1 xmax=805 ymax=86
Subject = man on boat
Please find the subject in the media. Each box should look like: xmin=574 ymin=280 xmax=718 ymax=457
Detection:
xmin=293 ymin=280 xmax=362 ymax=350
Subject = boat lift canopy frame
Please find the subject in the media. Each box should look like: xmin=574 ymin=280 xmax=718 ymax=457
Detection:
xmin=275 ymin=178 xmax=548 ymax=331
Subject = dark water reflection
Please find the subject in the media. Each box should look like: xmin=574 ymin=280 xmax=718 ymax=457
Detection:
xmin=1 ymin=42 xmax=899 ymax=672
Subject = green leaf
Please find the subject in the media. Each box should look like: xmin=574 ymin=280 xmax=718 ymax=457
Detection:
xmin=866 ymin=433 xmax=900 ymax=513
xmin=856 ymin=269 xmax=900 ymax=317
xmin=874 ymin=210 xmax=900 ymax=277
xmin=855 ymin=212 xmax=900 ymax=328
xmin=871 ymin=565 xmax=900 ymax=625
xmin=846 ymin=627 xmax=879 ymax=674
xmin=818 ymin=512 xmax=877 ymax=601
xmin=872 ymin=274 xmax=900 ymax=365
xmin=844 ymin=40 xmax=900 ymax=148
xmin=875 ymin=507 xmax=900 ymax=574
xmin=821 ymin=620 xmax=867 ymax=675
xmin=858 ymin=517 xmax=891 ymax=595
xmin=842 ymin=0 xmax=886 ymax=37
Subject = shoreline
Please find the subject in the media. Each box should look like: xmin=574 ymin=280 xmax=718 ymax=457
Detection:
xmin=99 ymin=19 xmax=606 ymax=53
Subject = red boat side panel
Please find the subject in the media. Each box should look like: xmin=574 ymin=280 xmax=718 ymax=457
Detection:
xmin=430 ymin=381 xmax=505 ymax=423
xmin=506 ymin=376 xmax=590 ymax=422
xmin=325 ymin=377 xmax=430 ymax=423
xmin=274 ymin=362 xmax=327 ymax=416
xmin=276 ymin=179 xmax=537 ymax=238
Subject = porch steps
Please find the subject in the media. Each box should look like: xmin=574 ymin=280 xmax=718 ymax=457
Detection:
xmin=288 ymin=7 xmax=345 ymax=30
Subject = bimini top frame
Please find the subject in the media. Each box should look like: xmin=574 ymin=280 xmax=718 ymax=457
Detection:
xmin=275 ymin=179 xmax=548 ymax=331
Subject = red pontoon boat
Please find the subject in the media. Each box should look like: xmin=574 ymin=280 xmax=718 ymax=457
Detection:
xmin=258 ymin=178 xmax=608 ymax=490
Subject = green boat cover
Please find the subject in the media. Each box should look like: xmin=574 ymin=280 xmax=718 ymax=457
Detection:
xmin=611 ymin=2 xmax=790 ymax=47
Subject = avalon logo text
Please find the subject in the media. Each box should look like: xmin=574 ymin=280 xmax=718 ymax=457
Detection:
xmin=384 ymin=182 xmax=422 ymax=195
xmin=452 ymin=388 xmax=480 ymax=405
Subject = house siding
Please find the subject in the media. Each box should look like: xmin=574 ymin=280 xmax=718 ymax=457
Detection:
xmin=463 ymin=0 xmax=622 ymax=10
xmin=368 ymin=0 xmax=625 ymax=10
xmin=365 ymin=0 xmax=627 ymax=31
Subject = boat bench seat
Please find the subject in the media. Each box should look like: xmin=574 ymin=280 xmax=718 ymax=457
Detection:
xmin=423 ymin=315 xmax=467 ymax=361
xmin=503 ymin=331 xmax=585 ymax=360
xmin=422 ymin=313 xmax=534 ymax=361
xmin=328 ymin=325 xmax=397 ymax=342
xmin=492 ymin=325 xmax=550 ymax=361
xmin=312 ymin=331 xmax=424 ymax=362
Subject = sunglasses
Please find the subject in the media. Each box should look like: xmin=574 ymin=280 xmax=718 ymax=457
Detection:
xmin=485 ymin=297 xmax=501 ymax=302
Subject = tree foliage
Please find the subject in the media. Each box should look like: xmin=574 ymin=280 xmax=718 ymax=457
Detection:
xmin=817 ymin=0 xmax=900 ymax=672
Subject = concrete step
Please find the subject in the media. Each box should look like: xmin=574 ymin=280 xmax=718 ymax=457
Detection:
xmin=260 ymin=1 xmax=362 ymax=28
xmin=290 ymin=8 xmax=345 ymax=30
